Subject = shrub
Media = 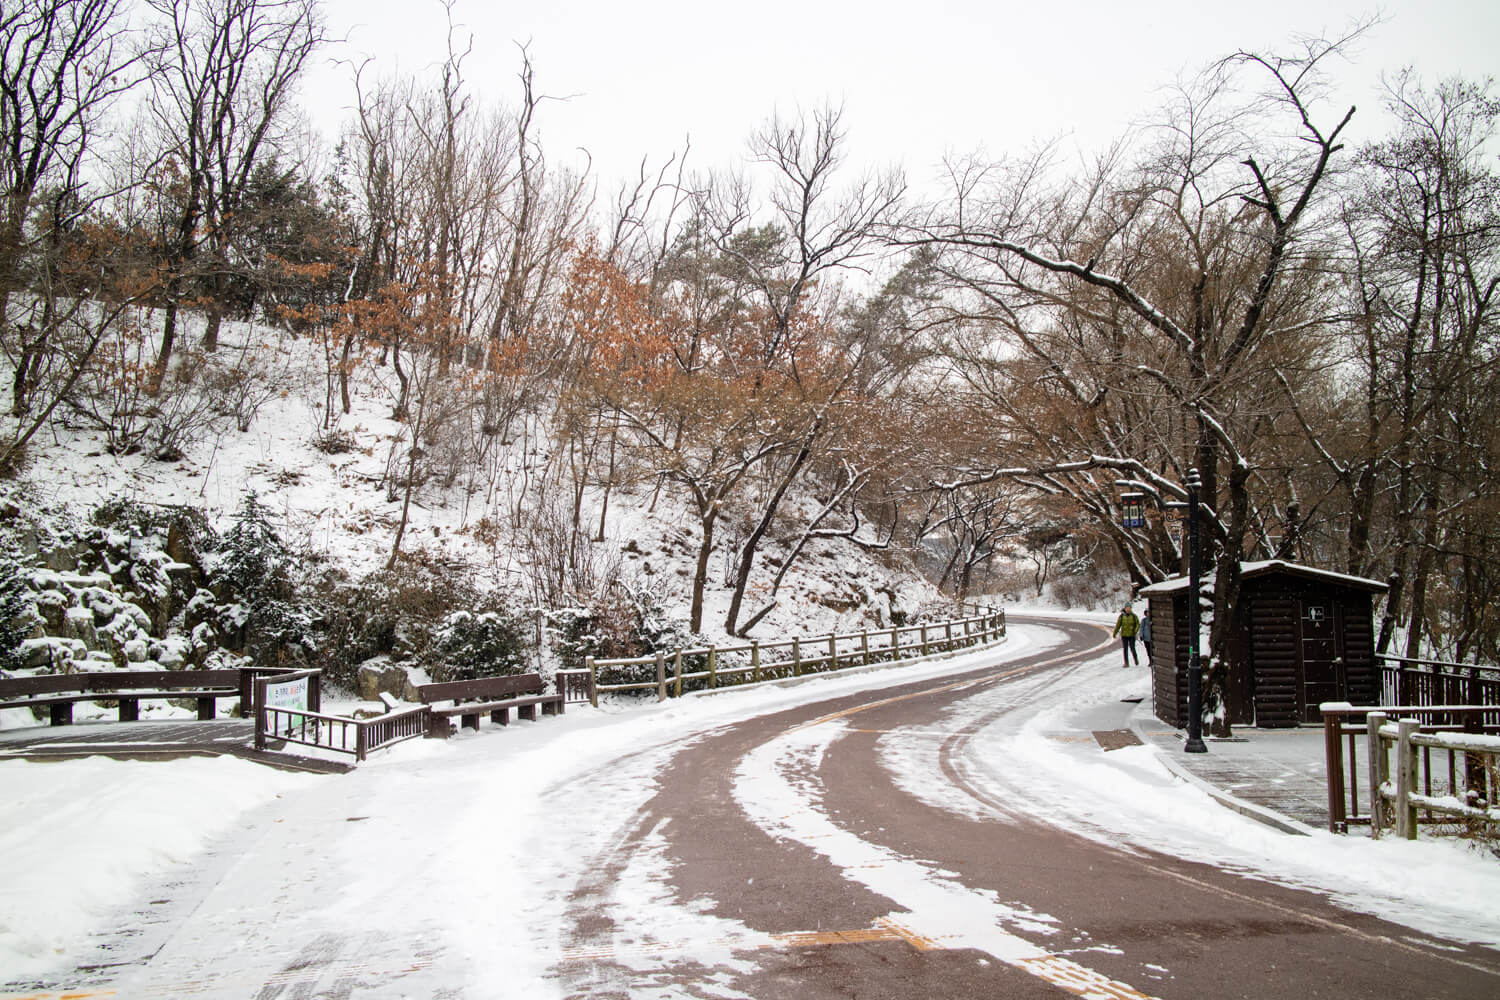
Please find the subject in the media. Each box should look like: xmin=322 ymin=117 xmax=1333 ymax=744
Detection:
xmin=431 ymin=606 xmax=529 ymax=681
xmin=312 ymin=572 xmax=397 ymax=689
xmin=206 ymin=492 xmax=315 ymax=668
xmin=548 ymin=583 xmax=695 ymax=690
xmin=310 ymin=556 xmax=533 ymax=688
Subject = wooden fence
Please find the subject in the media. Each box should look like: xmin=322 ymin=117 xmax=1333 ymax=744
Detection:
xmin=254 ymin=669 xmax=428 ymax=761
xmin=1376 ymin=655 xmax=1500 ymax=724
xmin=1366 ymin=714 xmax=1500 ymax=839
xmin=577 ymin=605 xmax=1006 ymax=707
xmin=1322 ymin=703 xmax=1500 ymax=836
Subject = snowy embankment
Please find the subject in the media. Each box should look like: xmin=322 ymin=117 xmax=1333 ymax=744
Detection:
xmin=2 ymin=620 xmax=1496 ymax=993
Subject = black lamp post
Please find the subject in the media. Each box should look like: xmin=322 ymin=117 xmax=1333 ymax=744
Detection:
xmin=1183 ymin=468 xmax=1207 ymax=753
xmin=1116 ymin=469 xmax=1208 ymax=754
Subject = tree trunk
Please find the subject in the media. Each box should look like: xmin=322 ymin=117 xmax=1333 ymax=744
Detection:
xmin=723 ymin=438 xmax=813 ymax=636
xmin=690 ymin=510 xmax=715 ymax=634
xmin=202 ymin=307 xmax=223 ymax=352
xmin=339 ymin=332 xmax=354 ymax=414
xmin=150 ymin=297 xmax=181 ymax=396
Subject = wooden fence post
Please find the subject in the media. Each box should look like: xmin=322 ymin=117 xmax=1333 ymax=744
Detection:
xmin=945 ymin=622 xmax=953 ymax=650
xmin=708 ymin=646 xmax=718 ymax=690
xmin=792 ymin=638 xmax=802 ymax=677
xmin=655 ymin=651 xmax=667 ymax=703
xmin=254 ymin=675 xmax=268 ymax=751
xmin=1366 ymin=711 xmax=1387 ymax=839
xmin=828 ymin=634 xmax=837 ymax=672
xmin=920 ymin=624 xmax=929 ymax=656
xmin=892 ymin=627 xmax=900 ymax=659
xmin=673 ymin=650 xmax=684 ymax=698
xmin=861 ymin=630 xmax=870 ymax=665
xmin=752 ymin=641 xmax=761 ymax=684
xmin=1324 ymin=709 xmax=1347 ymax=834
xmin=586 ymin=655 xmax=599 ymax=708
xmin=1396 ymin=718 xmax=1419 ymax=839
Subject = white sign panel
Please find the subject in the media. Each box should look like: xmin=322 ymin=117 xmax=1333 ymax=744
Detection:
xmin=267 ymin=676 xmax=308 ymax=711
xmin=266 ymin=675 xmax=308 ymax=732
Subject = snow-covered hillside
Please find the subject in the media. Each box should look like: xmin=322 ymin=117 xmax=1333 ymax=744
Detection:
xmin=1 ymin=312 xmax=955 ymax=706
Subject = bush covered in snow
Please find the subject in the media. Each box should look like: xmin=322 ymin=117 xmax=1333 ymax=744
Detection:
xmin=206 ymin=492 xmax=316 ymax=669
xmin=548 ymin=583 xmax=696 ymax=689
xmin=431 ymin=607 xmax=529 ymax=681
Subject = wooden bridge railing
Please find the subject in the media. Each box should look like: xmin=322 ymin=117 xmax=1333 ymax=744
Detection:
xmin=578 ymin=605 xmax=1006 ymax=708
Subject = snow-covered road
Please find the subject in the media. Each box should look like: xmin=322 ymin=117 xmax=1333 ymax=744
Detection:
xmin=3 ymin=618 xmax=1499 ymax=998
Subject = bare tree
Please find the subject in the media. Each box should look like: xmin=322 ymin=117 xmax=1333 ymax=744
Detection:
xmin=1337 ymin=74 xmax=1500 ymax=659
xmin=1 ymin=0 xmax=149 ymax=416
xmin=144 ymin=0 xmax=323 ymax=388
xmin=692 ymin=106 xmax=907 ymax=634
xmin=904 ymin=33 xmax=1365 ymax=730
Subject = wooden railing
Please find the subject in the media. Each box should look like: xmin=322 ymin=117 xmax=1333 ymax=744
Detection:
xmin=556 ymin=668 xmax=596 ymax=705
xmin=253 ymin=669 xmax=428 ymax=761
xmin=1365 ymin=714 xmax=1500 ymax=839
xmin=1322 ymin=703 xmax=1500 ymax=836
xmin=579 ymin=605 xmax=1006 ymax=708
xmin=1376 ymin=655 xmax=1500 ymax=723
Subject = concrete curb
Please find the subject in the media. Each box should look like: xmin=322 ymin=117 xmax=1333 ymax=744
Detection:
xmin=1125 ymin=702 xmax=1319 ymax=837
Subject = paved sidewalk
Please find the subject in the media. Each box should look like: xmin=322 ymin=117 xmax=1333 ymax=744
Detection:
xmin=1127 ymin=700 xmax=1330 ymax=835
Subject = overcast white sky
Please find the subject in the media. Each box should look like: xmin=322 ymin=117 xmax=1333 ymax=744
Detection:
xmin=304 ymin=0 xmax=1498 ymax=197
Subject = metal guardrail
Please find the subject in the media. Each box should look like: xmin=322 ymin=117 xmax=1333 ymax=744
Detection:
xmin=580 ymin=605 xmax=1006 ymax=708
xmin=258 ymin=703 xmax=429 ymax=761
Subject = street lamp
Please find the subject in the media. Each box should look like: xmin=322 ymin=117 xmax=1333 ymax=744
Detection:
xmin=1183 ymin=468 xmax=1207 ymax=753
xmin=1116 ymin=469 xmax=1208 ymax=754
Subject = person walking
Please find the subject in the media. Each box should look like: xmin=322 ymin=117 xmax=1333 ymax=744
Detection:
xmin=1139 ymin=607 xmax=1153 ymax=663
xmin=1113 ymin=604 xmax=1140 ymax=667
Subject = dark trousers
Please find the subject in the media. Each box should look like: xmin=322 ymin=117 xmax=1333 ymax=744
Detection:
xmin=1121 ymin=635 xmax=1138 ymax=666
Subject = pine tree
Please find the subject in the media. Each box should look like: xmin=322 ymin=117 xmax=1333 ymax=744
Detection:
xmin=0 ymin=548 xmax=34 ymax=673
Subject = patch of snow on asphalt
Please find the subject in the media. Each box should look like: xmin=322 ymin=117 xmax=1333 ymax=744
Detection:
xmin=733 ymin=716 xmax=1163 ymax=999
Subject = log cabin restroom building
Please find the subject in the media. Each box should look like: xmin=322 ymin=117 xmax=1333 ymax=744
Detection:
xmin=1139 ymin=560 xmax=1388 ymax=728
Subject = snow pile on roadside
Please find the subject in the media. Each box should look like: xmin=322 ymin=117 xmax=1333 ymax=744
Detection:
xmin=0 ymin=756 xmax=317 ymax=981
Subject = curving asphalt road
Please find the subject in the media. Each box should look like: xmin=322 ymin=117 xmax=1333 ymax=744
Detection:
xmin=550 ymin=615 xmax=1500 ymax=999
xmin=9 ymin=616 xmax=1498 ymax=999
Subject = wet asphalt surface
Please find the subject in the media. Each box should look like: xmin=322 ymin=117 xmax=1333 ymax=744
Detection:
xmin=553 ymin=617 xmax=1500 ymax=999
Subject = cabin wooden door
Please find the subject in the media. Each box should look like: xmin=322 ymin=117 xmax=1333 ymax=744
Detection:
xmin=1298 ymin=599 xmax=1343 ymax=722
